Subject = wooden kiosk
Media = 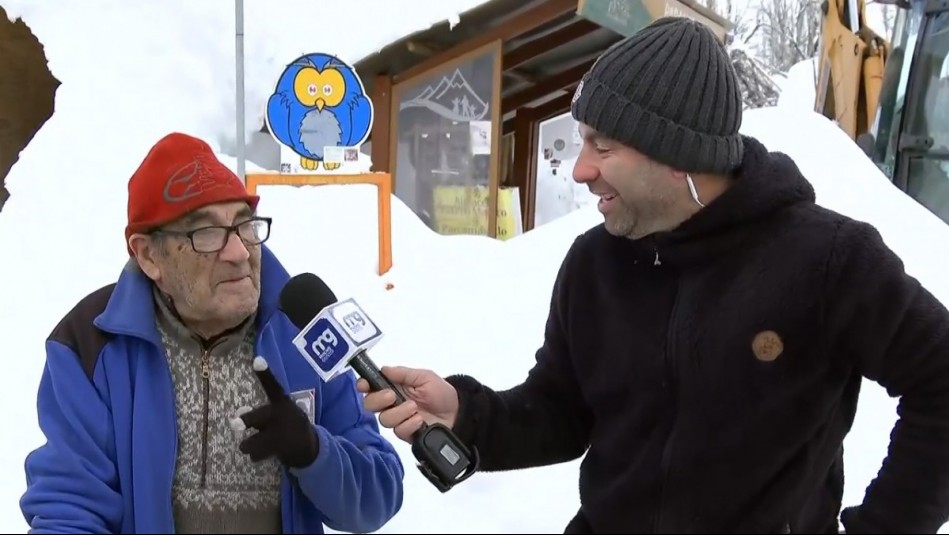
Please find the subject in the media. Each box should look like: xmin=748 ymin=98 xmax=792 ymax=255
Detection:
xmin=351 ymin=0 xmax=730 ymax=238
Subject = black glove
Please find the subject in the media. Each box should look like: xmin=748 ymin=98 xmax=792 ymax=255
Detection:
xmin=230 ymin=356 xmax=319 ymax=468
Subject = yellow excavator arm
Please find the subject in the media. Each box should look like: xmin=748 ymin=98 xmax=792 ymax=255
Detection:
xmin=815 ymin=0 xmax=891 ymax=140
xmin=815 ymin=0 xmax=949 ymax=228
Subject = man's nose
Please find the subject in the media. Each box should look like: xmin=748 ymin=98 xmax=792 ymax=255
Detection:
xmin=219 ymin=230 xmax=251 ymax=262
xmin=572 ymin=160 xmax=600 ymax=184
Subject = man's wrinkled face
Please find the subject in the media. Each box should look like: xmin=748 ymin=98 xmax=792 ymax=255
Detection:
xmin=134 ymin=201 xmax=265 ymax=336
xmin=572 ymin=122 xmax=682 ymax=239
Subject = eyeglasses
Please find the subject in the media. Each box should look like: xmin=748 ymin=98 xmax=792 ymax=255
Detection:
xmin=155 ymin=216 xmax=272 ymax=253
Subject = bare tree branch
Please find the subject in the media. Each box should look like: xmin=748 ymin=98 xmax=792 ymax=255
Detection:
xmin=697 ymin=0 xmax=784 ymax=108
xmin=754 ymin=0 xmax=822 ymax=72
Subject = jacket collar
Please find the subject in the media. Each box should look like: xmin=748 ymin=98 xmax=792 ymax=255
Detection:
xmin=94 ymin=244 xmax=291 ymax=346
xmin=624 ymin=135 xmax=817 ymax=269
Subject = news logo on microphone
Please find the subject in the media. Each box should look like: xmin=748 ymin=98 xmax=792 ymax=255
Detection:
xmin=291 ymin=298 xmax=384 ymax=381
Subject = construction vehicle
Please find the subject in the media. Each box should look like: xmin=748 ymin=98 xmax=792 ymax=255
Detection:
xmin=815 ymin=0 xmax=949 ymax=224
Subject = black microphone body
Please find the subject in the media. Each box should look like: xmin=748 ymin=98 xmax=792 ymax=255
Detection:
xmin=279 ymin=273 xmax=478 ymax=492
xmin=349 ymin=350 xmax=407 ymax=405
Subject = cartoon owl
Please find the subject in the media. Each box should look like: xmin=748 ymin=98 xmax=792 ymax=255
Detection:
xmin=266 ymin=53 xmax=373 ymax=171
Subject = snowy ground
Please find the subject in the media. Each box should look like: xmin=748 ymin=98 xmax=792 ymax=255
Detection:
xmin=2 ymin=2 xmax=949 ymax=534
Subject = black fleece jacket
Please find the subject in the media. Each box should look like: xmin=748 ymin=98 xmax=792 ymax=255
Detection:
xmin=446 ymin=136 xmax=949 ymax=534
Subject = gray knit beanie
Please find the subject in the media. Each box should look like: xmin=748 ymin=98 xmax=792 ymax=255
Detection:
xmin=570 ymin=16 xmax=744 ymax=174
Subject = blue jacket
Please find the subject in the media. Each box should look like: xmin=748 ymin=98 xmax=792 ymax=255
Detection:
xmin=20 ymin=246 xmax=405 ymax=534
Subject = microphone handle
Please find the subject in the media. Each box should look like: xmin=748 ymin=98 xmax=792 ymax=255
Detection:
xmin=351 ymin=350 xmax=407 ymax=405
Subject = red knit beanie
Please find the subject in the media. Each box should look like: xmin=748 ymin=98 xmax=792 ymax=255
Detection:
xmin=125 ymin=132 xmax=259 ymax=255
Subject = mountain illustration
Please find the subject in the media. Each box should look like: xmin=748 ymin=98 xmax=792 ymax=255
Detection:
xmin=401 ymin=68 xmax=489 ymax=121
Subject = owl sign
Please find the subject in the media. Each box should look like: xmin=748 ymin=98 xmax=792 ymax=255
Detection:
xmin=265 ymin=53 xmax=373 ymax=174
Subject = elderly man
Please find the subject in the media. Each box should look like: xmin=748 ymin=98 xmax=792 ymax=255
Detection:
xmin=20 ymin=132 xmax=405 ymax=534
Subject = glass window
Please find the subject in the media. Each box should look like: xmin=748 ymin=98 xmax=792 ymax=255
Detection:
xmin=904 ymin=12 xmax=949 ymax=224
xmin=532 ymin=111 xmax=597 ymax=228
xmin=391 ymin=46 xmax=498 ymax=236
xmin=906 ymin=12 xmax=949 ymax=147
xmin=872 ymin=4 xmax=917 ymax=176
xmin=906 ymin=158 xmax=949 ymax=222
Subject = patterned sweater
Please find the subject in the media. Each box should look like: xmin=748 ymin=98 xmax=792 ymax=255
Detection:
xmin=154 ymin=290 xmax=283 ymax=534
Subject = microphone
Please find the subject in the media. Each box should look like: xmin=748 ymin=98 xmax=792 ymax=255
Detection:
xmin=280 ymin=273 xmax=400 ymax=396
xmin=278 ymin=273 xmax=479 ymax=493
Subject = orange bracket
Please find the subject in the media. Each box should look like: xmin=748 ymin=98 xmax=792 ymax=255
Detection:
xmin=245 ymin=172 xmax=393 ymax=275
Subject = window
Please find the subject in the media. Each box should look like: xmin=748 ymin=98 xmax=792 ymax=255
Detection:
xmin=871 ymin=4 xmax=917 ymax=177
xmin=532 ymin=112 xmax=597 ymax=228
xmin=904 ymin=11 xmax=949 ymax=223
xmin=390 ymin=44 xmax=500 ymax=236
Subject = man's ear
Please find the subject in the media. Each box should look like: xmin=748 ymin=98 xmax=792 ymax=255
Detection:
xmin=128 ymin=233 xmax=163 ymax=281
xmin=669 ymin=168 xmax=688 ymax=182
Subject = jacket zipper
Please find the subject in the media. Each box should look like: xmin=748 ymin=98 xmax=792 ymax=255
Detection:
xmin=166 ymin=353 xmax=179 ymax=526
xmin=654 ymin=274 xmax=681 ymax=533
xmin=200 ymin=347 xmax=211 ymax=488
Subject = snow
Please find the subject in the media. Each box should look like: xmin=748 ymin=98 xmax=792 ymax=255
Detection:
xmin=776 ymin=57 xmax=820 ymax=112
xmin=2 ymin=1 xmax=949 ymax=534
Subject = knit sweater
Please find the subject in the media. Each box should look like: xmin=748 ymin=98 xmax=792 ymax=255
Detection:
xmin=154 ymin=290 xmax=283 ymax=534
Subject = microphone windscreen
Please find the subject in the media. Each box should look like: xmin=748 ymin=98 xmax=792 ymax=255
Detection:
xmin=279 ymin=273 xmax=338 ymax=329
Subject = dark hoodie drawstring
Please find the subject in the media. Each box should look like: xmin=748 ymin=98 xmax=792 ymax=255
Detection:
xmin=650 ymin=235 xmax=662 ymax=266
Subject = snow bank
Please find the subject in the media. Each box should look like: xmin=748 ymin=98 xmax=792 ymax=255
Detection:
xmin=776 ymin=57 xmax=819 ymax=112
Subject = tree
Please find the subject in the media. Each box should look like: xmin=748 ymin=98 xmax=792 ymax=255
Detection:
xmin=867 ymin=1 xmax=898 ymax=37
xmin=755 ymin=0 xmax=823 ymax=73
xmin=697 ymin=0 xmax=784 ymax=108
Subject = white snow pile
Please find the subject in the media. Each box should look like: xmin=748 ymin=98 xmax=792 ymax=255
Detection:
xmin=775 ymin=57 xmax=820 ymax=112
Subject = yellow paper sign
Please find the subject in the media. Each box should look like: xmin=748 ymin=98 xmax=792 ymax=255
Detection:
xmin=432 ymin=186 xmax=519 ymax=240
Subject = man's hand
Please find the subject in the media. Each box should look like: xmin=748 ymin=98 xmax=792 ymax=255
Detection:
xmin=356 ymin=366 xmax=460 ymax=444
xmin=230 ymin=356 xmax=318 ymax=468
